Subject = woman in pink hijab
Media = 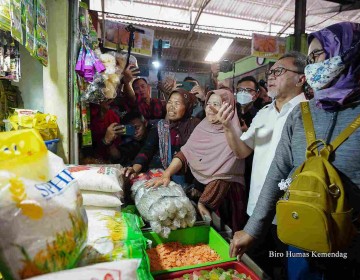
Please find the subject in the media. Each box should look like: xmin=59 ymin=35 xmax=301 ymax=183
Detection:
xmin=146 ymin=89 xmax=247 ymax=232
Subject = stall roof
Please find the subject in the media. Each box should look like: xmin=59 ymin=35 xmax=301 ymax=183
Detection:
xmin=90 ymin=0 xmax=360 ymax=72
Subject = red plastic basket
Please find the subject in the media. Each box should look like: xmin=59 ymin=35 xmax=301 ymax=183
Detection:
xmin=154 ymin=261 xmax=260 ymax=280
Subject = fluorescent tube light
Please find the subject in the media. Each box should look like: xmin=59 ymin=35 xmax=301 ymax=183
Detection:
xmin=205 ymin=38 xmax=234 ymax=62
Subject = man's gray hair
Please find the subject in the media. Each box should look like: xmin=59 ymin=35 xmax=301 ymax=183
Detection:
xmin=279 ymin=51 xmax=307 ymax=73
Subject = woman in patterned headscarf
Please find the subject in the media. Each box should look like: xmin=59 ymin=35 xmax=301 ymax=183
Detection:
xmin=122 ymin=88 xmax=200 ymax=185
xmin=147 ymin=89 xmax=247 ymax=232
xmin=306 ymin=21 xmax=360 ymax=110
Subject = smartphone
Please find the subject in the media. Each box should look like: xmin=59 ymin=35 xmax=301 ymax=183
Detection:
xmin=123 ymin=124 xmax=135 ymax=136
xmin=130 ymin=65 xmax=149 ymax=77
xmin=128 ymin=64 xmax=149 ymax=77
xmin=179 ymin=81 xmax=196 ymax=91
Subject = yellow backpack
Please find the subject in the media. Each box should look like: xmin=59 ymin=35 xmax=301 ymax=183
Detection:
xmin=276 ymin=102 xmax=359 ymax=253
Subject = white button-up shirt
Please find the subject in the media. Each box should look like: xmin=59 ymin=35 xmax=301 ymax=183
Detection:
xmin=241 ymin=93 xmax=307 ymax=218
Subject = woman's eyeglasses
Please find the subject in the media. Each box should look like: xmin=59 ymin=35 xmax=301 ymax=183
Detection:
xmin=265 ymin=67 xmax=303 ymax=80
xmin=306 ymin=49 xmax=325 ymax=65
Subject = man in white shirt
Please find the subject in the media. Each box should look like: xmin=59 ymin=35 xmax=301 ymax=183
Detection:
xmin=213 ymin=51 xmax=308 ymax=278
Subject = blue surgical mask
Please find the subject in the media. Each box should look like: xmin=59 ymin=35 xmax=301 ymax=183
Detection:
xmin=236 ymin=91 xmax=253 ymax=105
xmin=304 ymin=56 xmax=345 ymax=92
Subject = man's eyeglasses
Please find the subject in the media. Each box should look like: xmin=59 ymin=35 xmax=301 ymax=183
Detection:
xmin=236 ymin=87 xmax=257 ymax=94
xmin=265 ymin=67 xmax=303 ymax=79
xmin=306 ymin=49 xmax=325 ymax=65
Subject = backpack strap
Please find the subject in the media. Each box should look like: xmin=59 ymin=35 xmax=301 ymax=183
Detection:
xmin=327 ymin=114 xmax=360 ymax=153
xmin=300 ymin=102 xmax=318 ymax=157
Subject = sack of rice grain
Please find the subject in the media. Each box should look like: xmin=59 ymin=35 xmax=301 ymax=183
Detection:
xmin=0 ymin=130 xmax=87 ymax=280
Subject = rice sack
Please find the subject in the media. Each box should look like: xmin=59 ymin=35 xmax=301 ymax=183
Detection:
xmin=0 ymin=130 xmax=87 ymax=280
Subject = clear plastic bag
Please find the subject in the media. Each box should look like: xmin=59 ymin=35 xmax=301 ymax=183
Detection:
xmin=131 ymin=180 xmax=196 ymax=238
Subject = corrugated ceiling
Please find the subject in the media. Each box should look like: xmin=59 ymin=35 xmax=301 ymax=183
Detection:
xmin=90 ymin=0 xmax=360 ymax=72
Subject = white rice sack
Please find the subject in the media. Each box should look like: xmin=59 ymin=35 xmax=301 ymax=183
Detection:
xmin=26 ymin=259 xmax=140 ymax=280
xmin=81 ymin=190 xmax=123 ymax=207
xmin=85 ymin=208 xmax=117 ymax=246
xmin=78 ymin=208 xmax=146 ymax=267
xmin=68 ymin=165 xmax=123 ymax=193
xmin=0 ymin=158 xmax=87 ymax=280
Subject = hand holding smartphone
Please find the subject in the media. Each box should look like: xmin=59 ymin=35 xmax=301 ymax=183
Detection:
xmin=120 ymin=124 xmax=135 ymax=136
xmin=179 ymin=81 xmax=196 ymax=91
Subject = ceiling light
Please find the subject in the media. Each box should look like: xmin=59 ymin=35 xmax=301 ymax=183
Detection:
xmin=205 ymin=38 xmax=234 ymax=62
xmin=152 ymin=60 xmax=161 ymax=69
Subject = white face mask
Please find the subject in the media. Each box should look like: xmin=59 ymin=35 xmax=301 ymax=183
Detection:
xmin=236 ymin=91 xmax=253 ymax=105
xmin=267 ymin=91 xmax=277 ymax=100
xmin=304 ymin=56 xmax=345 ymax=92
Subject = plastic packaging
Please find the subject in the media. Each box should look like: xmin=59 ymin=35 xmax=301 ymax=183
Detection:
xmin=132 ymin=180 xmax=196 ymax=238
xmin=68 ymin=165 xmax=124 ymax=193
xmin=26 ymin=260 xmax=140 ymax=280
xmin=0 ymin=130 xmax=87 ymax=280
xmin=44 ymin=138 xmax=59 ymax=154
xmin=78 ymin=209 xmax=145 ymax=265
xmin=81 ymin=190 xmax=122 ymax=208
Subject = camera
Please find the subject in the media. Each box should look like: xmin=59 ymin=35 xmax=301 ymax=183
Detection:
xmin=219 ymin=59 xmax=234 ymax=73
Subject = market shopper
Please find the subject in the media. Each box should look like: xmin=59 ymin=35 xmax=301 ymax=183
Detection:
xmin=235 ymin=76 xmax=261 ymax=129
xmin=146 ymin=89 xmax=247 ymax=232
xmin=132 ymin=77 xmax=166 ymax=121
xmin=122 ymin=88 xmax=200 ymax=185
xmin=102 ymin=112 xmax=150 ymax=166
xmin=229 ymin=22 xmax=360 ymax=280
xmin=88 ymin=64 xmax=140 ymax=161
xmin=159 ymin=76 xmax=206 ymax=119
xmin=215 ymin=51 xmax=307 ymax=278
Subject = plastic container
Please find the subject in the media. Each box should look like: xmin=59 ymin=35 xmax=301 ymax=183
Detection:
xmin=143 ymin=225 xmax=236 ymax=276
xmin=44 ymin=138 xmax=59 ymax=154
xmin=155 ymin=261 xmax=260 ymax=280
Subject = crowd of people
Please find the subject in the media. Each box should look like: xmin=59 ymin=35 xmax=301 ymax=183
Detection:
xmin=83 ymin=22 xmax=360 ymax=280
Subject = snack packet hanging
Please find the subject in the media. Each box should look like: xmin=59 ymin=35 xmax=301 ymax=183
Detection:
xmin=0 ymin=0 xmax=11 ymax=32
xmin=89 ymin=46 xmax=105 ymax=74
xmin=0 ymin=130 xmax=88 ymax=280
xmin=75 ymin=44 xmax=86 ymax=77
xmin=10 ymin=0 xmax=22 ymax=44
xmin=34 ymin=0 xmax=48 ymax=66
xmin=23 ymin=0 xmax=35 ymax=55
xmin=81 ymin=73 xmax=106 ymax=104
